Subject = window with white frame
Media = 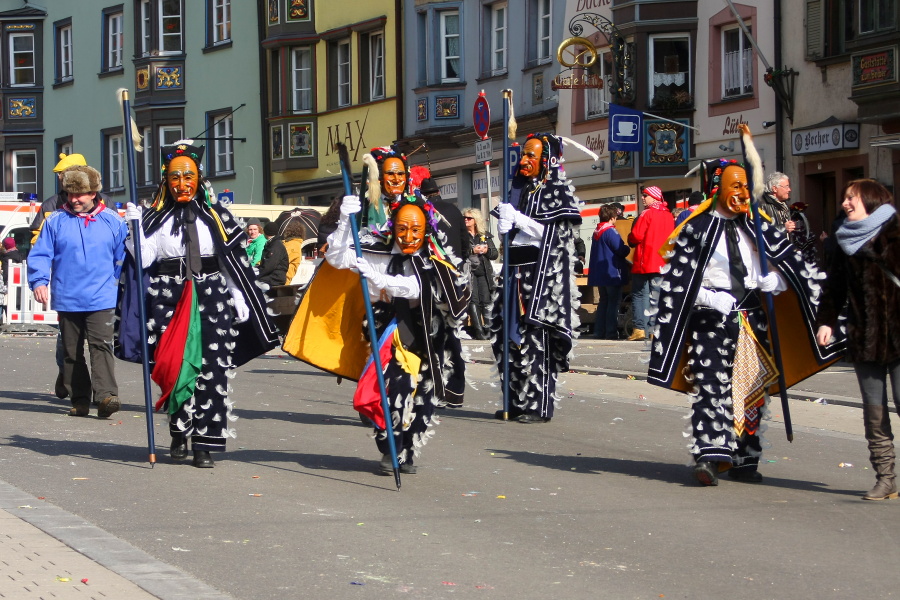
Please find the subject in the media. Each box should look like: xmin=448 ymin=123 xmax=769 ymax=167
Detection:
xmin=57 ymin=23 xmax=74 ymax=82
xmin=212 ymin=113 xmax=234 ymax=174
xmin=9 ymin=33 xmax=35 ymax=86
xmin=368 ymin=32 xmax=385 ymax=100
xmin=649 ymin=34 xmax=691 ymax=108
xmin=292 ymin=47 xmax=312 ymax=112
xmin=140 ymin=0 xmax=151 ymax=56
xmin=337 ymin=39 xmax=351 ymax=107
xmin=722 ymin=26 xmax=753 ymax=98
xmin=440 ymin=11 xmax=460 ymax=82
xmin=59 ymin=141 xmax=74 ymax=159
xmin=108 ymin=134 xmax=124 ymax=189
xmin=106 ymin=11 xmax=124 ymax=70
xmin=11 ymin=150 xmax=37 ymax=194
xmin=212 ymin=0 xmax=231 ymax=44
xmin=160 ymin=0 xmax=183 ymax=54
xmin=537 ymin=0 xmax=551 ymax=62
xmin=491 ymin=3 xmax=507 ymax=75
xmin=142 ymin=127 xmax=154 ymax=185
xmin=584 ymin=50 xmax=612 ymax=119
xmin=159 ymin=125 xmax=183 ymax=148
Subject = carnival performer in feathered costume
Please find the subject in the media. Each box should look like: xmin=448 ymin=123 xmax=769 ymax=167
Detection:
xmin=118 ymin=140 xmax=279 ymax=468
xmin=316 ymin=191 xmax=468 ymax=474
xmin=361 ymin=145 xmax=409 ymax=231
xmin=490 ymin=132 xmax=582 ymax=423
xmin=648 ymin=125 xmax=845 ymax=486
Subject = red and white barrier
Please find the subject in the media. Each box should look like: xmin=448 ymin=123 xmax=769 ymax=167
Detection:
xmin=3 ymin=261 xmax=58 ymax=325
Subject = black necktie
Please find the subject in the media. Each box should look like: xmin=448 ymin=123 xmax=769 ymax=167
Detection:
xmin=182 ymin=202 xmax=203 ymax=279
xmin=724 ymin=220 xmax=747 ymax=303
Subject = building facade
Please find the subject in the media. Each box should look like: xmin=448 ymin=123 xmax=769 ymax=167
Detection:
xmin=262 ymin=0 xmax=402 ymax=207
xmin=398 ymin=0 xmax=565 ymax=217
xmin=0 ymin=0 xmax=264 ymax=206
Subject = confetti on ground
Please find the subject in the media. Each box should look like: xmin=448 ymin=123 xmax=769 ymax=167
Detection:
xmin=72 ymin=478 xmax=88 ymax=480
xmin=252 ymin=475 xmax=260 ymax=479
xmin=357 ymin=523 xmax=365 ymax=526
xmin=350 ymin=581 xmax=365 ymax=585
xmin=627 ymin=375 xmax=636 ymax=380
xmin=422 ymin=533 xmax=428 ymax=536
xmin=638 ymin=395 xmax=646 ymax=400
xmin=496 ymin=495 xmax=506 ymax=499
xmin=249 ymin=494 xmax=262 ymax=497
xmin=767 ymin=460 xmax=777 ymax=463
xmin=81 ymin=578 xmax=89 ymax=584
xmin=813 ymin=398 xmax=828 ymax=405
xmin=17 ymin=505 xmax=34 ymax=509
xmin=56 ymin=577 xmax=70 ymax=582
xmin=839 ymin=462 xmax=853 ymax=468
xmin=461 ymin=491 xmax=479 ymax=496
xmin=172 ymin=547 xmax=191 ymax=552
xmin=442 ymin=581 xmax=457 ymax=585
xmin=475 ymin=584 xmax=495 ymax=589
xmin=37 ymin=497 xmax=45 ymax=500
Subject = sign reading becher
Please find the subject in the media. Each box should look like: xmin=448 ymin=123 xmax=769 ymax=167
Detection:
xmin=791 ymin=122 xmax=860 ymax=156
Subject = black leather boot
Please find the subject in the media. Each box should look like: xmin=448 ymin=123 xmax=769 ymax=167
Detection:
xmin=192 ymin=450 xmax=214 ymax=468
xmin=170 ymin=435 xmax=188 ymax=461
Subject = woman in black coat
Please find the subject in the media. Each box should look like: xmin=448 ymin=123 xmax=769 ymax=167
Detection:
xmin=816 ymin=178 xmax=900 ymax=501
xmin=462 ymin=208 xmax=497 ymax=340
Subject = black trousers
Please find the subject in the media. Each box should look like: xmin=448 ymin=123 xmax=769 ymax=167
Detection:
xmin=58 ymin=309 xmax=118 ymax=406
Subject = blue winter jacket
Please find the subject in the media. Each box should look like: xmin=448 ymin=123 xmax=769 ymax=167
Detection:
xmin=27 ymin=206 xmax=128 ymax=312
xmin=587 ymin=226 xmax=630 ymax=287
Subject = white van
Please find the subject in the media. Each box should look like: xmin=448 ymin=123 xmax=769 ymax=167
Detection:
xmin=0 ymin=198 xmax=40 ymax=256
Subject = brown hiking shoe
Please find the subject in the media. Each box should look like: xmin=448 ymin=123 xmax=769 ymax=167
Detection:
xmin=97 ymin=396 xmax=120 ymax=419
xmin=68 ymin=404 xmax=90 ymax=417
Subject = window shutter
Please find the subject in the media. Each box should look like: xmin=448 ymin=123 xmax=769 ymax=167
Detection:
xmin=806 ymin=0 xmax=824 ymax=60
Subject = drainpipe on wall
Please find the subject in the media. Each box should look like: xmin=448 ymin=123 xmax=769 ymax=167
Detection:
xmin=774 ymin=0 xmax=784 ymax=173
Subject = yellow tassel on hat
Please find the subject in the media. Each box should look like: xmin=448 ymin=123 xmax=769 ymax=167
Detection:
xmin=53 ymin=153 xmax=87 ymax=173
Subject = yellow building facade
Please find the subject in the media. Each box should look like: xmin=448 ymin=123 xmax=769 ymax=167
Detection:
xmin=262 ymin=2 xmax=401 ymax=207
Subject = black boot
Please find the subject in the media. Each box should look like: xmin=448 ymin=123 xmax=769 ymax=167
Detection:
xmin=468 ymin=304 xmax=486 ymax=340
xmin=863 ymin=405 xmax=898 ymax=500
xmin=170 ymin=435 xmax=188 ymax=461
xmin=192 ymin=450 xmax=214 ymax=468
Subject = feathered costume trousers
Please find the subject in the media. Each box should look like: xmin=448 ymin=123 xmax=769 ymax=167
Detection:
xmin=491 ymin=264 xmax=563 ymax=420
xmin=369 ymin=302 xmax=437 ymax=464
xmin=147 ymin=271 xmax=235 ymax=452
xmin=686 ymin=299 xmax=768 ymax=472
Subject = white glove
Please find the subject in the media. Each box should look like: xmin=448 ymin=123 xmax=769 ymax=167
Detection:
xmin=232 ymin=293 xmax=250 ymax=324
xmin=696 ymin=287 xmax=736 ymax=315
xmin=756 ymin=272 xmax=779 ymax=293
xmin=497 ymin=203 xmax=518 ymax=235
xmin=356 ymin=257 xmax=387 ymax=290
xmin=340 ymin=195 xmax=361 ymax=218
xmin=125 ymin=202 xmax=142 ymax=221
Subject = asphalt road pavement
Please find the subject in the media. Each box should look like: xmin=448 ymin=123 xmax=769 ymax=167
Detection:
xmin=0 ymin=335 xmax=897 ymax=600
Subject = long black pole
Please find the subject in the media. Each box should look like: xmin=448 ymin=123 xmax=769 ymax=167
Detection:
xmin=749 ymin=199 xmax=793 ymax=442
xmin=500 ymin=91 xmax=512 ymax=420
xmin=336 ymin=143 xmax=401 ymax=489
xmin=120 ymin=90 xmax=157 ymax=465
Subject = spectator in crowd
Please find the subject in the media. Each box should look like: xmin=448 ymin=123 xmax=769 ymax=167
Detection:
xmin=281 ymin=217 xmax=308 ymax=285
xmin=626 ymin=186 xmax=674 ymax=341
xmin=760 ymin=172 xmax=796 ymax=233
xmin=245 ymin=218 xmax=265 ymax=266
xmin=675 ymin=191 xmax=705 ymax=226
xmin=462 ymin=207 xmax=497 ymax=341
xmin=28 ymin=165 xmax=128 ymax=418
xmin=588 ymin=205 xmax=630 ymax=340
xmin=257 ymin=221 xmax=289 ymax=291
xmin=1 ymin=237 xmax=23 ymax=282
xmin=816 ymin=178 xmax=900 ymax=501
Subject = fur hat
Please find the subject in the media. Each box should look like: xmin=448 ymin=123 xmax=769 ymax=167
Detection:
xmin=61 ymin=165 xmax=103 ymax=194
xmin=53 ymin=153 xmax=87 ymax=173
